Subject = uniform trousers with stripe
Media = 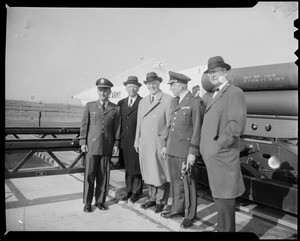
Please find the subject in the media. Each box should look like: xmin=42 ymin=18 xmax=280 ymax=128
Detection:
xmin=83 ymin=154 xmax=111 ymax=205
xmin=167 ymin=155 xmax=197 ymax=220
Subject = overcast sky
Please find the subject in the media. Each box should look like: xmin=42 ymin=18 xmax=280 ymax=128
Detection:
xmin=5 ymin=3 xmax=298 ymax=105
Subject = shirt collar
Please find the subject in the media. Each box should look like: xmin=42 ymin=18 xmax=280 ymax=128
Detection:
xmin=129 ymin=95 xmax=138 ymax=102
xmin=179 ymin=90 xmax=189 ymax=103
xmin=99 ymin=100 xmax=108 ymax=106
xmin=216 ymin=81 xmax=228 ymax=92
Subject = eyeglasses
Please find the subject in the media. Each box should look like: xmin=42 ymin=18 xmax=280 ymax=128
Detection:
xmin=207 ymin=70 xmax=225 ymax=76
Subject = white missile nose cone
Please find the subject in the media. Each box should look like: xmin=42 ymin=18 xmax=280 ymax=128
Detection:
xmin=268 ymin=156 xmax=280 ymax=169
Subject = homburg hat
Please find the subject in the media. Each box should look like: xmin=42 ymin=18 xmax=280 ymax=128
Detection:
xmin=123 ymin=76 xmax=142 ymax=87
xmin=144 ymin=72 xmax=163 ymax=84
xmin=204 ymin=56 xmax=231 ymax=74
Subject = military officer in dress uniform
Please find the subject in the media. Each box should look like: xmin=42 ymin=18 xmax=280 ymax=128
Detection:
xmin=80 ymin=77 xmax=121 ymax=212
xmin=161 ymin=71 xmax=205 ymax=228
xmin=118 ymin=76 xmax=143 ymax=203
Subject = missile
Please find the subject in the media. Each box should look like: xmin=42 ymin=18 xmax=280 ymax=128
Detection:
xmin=201 ymin=62 xmax=298 ymax=93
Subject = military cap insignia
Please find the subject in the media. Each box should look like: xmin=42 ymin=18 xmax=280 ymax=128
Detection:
xmin=100 ymin=78 xmax=105 ymax=84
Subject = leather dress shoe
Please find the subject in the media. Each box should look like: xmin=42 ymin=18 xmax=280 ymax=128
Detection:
xmin=140 ymin=201 xmax=156 ymax=210
xmin=95 ymin=202 xmax=108 ymax=210
xmin=154 ymin=204 xmax=164 ymax=213
xmin=120 ymin=192 xmax=132 ymax=201
xmin=130 ymin=193 xmax=141 ymax=203
xmin=83 ymin=204 xmax=92 ymax=213
xmin=161 ymin=211 xmax=184 ymax=219
xmin=180 ymin=218 xmax=194 ymax=229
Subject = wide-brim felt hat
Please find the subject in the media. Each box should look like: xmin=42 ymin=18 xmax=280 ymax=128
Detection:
xmin=123 ymin=76 xmax=142 ymax=87
xmin=143 ymin=72 xmax=162 ymax=84
xmin=204 ymin=56 xmax=231 ymax=74
xmin=95 ymin=78 xmax=114 ymax=88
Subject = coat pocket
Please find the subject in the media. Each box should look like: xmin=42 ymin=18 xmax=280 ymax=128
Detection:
xmin=90 ymin=112 xmax=98 ymax=124
xmin=216 ymin=134 xmax=237 ymax=149
xmin=177 ymin=109 xmax=192 ymax=124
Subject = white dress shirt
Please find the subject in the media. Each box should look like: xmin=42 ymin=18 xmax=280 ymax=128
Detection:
xmin=213 ymin=81 xmax=228 ymax=99
xmin=128 ymin=96 xmax=137 ymax=107
xmin=178 ymin=90 xmax=189 ymax=103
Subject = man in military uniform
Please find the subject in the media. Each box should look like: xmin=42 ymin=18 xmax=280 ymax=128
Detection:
xmin=80 ymin=78 xmax=121 ymax=212
xmin=161 ymin=71 xmax=205 ymax=228
xmin=192 ymin=85 xmax=200 ymax=98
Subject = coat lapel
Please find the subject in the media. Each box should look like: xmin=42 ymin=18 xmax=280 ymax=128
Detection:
xmin=174 ymin=91 xmax=192 ymax=111
xmin=143 ymin=91 xmax=163 ymax=117
xmin=205 ymin=83 xmax=231 ymax=113
xmin=127 ymin=95 xmax=141 ymax=116
xmin=104 ymin=101 xmax=116 ymax=114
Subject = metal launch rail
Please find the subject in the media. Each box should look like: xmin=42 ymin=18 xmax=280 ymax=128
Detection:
xmin=5 ymin=127 xmax=85 ymax=178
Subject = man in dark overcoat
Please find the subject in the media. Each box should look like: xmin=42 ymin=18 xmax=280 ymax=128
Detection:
xmin=118 ymin=76 xmax=143 ymax=203
xmin=161 ymin=71 xmax=205 ymax=229
xmin=80 ymin=78 xmax=120 ymax=212
xmin=200 ymin=56 xmax=247 ymax=232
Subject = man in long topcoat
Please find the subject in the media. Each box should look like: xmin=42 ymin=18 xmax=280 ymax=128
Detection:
xmin=80 ymin=78 xmax=120 ymax=212
xmin=118 ymin=76 xmax=143 ymax=203
xmin=161 ymin=71 xmax=205 ymax=229
xmin=200 ymin=56 xmax=247 ymax=232
xmin=134 ymin=72 xmax=173 ymax=213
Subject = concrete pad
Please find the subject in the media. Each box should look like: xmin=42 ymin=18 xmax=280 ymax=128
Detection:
xmin=5 ymin=173 xmax=169 ymax=232
xmin=5 ymin=169 xmax=297 ymax=238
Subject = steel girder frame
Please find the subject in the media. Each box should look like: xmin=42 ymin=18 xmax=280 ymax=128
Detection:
xmin=5 ymin=127 xmax=80 ymax=139
xmin=5 ymin=138 xmax=85 ymax=179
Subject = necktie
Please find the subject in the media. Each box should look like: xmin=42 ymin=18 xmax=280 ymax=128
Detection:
xmin=212 ymin=88 xmax=219 ymax=99
xmin=212 ymin=87 xmax=219 ymax=93
xmin=102 ymin=102 xmax=106 ymax=111
xmin=175 ymin=96 xmax=180 ymax=105
xmin=151 ymin=95 xmax=154 ymax=103
xmin=128 ymin=98 xmax=133 ymax=108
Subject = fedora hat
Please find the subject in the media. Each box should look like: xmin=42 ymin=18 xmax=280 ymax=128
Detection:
xmin=144 ymin=72 xmax=162 ymax=84
xmin=204 ymin=56 xmax=231 ymax=74
xmin=123 ymin=76 xmax=142 ymax=87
